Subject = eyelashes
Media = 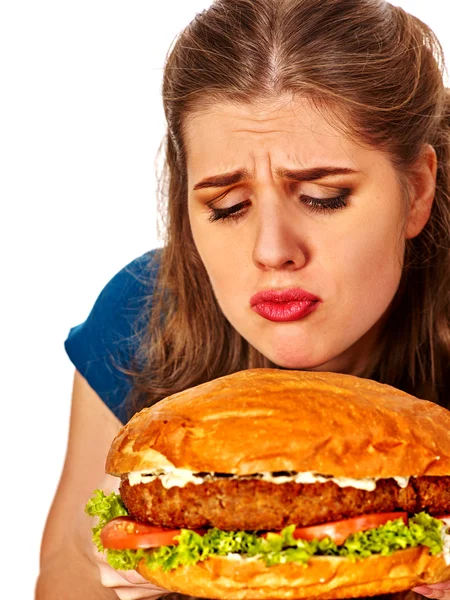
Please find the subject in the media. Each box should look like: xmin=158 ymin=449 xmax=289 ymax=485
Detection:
xmin=207 ymin=192 xmax=350 ymax=224
xmin=208 ymin=200 xmax=252 ymax=223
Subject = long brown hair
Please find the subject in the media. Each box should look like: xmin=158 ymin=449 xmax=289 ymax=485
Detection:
xmin=126 ymin=0 xmax=450 ymax=418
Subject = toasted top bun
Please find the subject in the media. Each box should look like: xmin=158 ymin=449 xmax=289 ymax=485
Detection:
xmin=106 ymin=369 xmax=450 ymax=478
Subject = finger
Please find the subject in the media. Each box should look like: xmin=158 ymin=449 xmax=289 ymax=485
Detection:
xmin=98 ymin=562 xmax=168 ymax=592
xmin=98 ymin=562 xmax=137 ymax=588
xmin=412 ymin=585 xmax=449 ymax=599
xmin=114 ymin=587 xmax=168 ymax=600
xmin=414 ymin=583 xmax=450 ymax=592
xmin=116 ymin=569 xmax=155 ymax=585
xmin=426 ymin=582 xmax=450 ymax=590
xmin=112 ymin=567 xmax=167 ymax=591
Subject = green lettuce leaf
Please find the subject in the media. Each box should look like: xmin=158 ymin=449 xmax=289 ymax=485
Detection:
xmin=85 ymin=489 xmax=129 ymax=551
xmin=84 ymin=489 xmax=144 ymax=570
xmin=85 ymin=490 xmax=445 ymax=573
xmin=338 ymin=512 xmax=444 ymax=561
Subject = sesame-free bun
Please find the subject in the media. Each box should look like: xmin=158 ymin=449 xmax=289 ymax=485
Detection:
xmin=106 ymin=369 xmax=450 ymax=598
xmin=136 ymin=545 xmax=450 ymax=599
xmin=106 ymin=368 xmax=450 ymax=478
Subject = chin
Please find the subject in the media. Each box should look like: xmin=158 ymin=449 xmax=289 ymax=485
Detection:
xmin=250 ymin=321 xmax=368 ymax=374
xmin=255 ymin=336 xmax=332 ymax=371
xmin=263 ymin=351 xmax=327 ymax=371
xmin=272 ymin=357 xmax=328 ymax=371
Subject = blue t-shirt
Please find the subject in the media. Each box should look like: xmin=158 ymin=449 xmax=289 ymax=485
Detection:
xmin=64 ymin=249 xmax=161 ymax=423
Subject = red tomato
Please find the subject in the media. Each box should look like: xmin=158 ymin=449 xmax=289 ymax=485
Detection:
xmin=100 ymin=517 xmax=183 ymax=550
xmin=289 ymin=512 xmax=408 ymax=546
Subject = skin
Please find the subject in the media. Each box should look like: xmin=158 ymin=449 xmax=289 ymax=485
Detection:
xmin=186 ymin=96 xmax=437 ymax=376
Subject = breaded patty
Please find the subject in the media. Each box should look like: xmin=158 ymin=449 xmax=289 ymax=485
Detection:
xmin=119 ymin=475 xmax=450 ymax=530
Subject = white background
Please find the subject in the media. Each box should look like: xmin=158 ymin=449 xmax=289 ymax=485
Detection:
xmin=1 ymin=1 xmax=448 ymax=597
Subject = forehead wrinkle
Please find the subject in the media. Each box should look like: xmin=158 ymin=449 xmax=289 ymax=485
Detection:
xmin=231 ymin=128 xmax=294 ymax=135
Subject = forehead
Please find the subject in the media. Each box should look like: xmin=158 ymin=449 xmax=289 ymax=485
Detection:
xmin=183 ymin=97 xmax=382 ymax=177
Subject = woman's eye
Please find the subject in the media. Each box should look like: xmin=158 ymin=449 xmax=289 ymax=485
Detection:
xmin=207 ymin=192 xmax=350 ymax=223
xmin=301 ymin=193 xmax=350 ymax=213
xmin=208 ymin=201 xmax=250 ymax=223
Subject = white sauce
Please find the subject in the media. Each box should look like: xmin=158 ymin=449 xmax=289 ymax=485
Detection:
xmin=127 ymin=468 xmax=411 ymax=491
xmin=128 ymin=468 xmax=204 ymax=489
xmin=440 ymin=519 xmax=450 ymax=566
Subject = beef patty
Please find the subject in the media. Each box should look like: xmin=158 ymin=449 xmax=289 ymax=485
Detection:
xmin=119 ymin=475 xmax=450 ymax=531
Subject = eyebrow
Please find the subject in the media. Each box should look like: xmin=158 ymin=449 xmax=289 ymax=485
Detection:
xmin=192 ymin=166 xmax=358 ymax=191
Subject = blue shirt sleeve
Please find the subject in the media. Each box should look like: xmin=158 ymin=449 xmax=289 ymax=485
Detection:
xmin=64 ymin=249 xmax=161 ymax=423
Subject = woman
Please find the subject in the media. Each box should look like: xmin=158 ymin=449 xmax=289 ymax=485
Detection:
xmin=36 ymin=0 xmax=450 ymax=598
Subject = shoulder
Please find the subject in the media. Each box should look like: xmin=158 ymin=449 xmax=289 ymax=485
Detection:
xmin=64 ymin=249 xmax=162 ymax=422
xmin=86 ymin=248 xmax=161 ymax=327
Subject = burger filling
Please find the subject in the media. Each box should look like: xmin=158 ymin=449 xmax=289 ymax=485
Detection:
xmin=86 ymin=472 xmax=450 ymax=573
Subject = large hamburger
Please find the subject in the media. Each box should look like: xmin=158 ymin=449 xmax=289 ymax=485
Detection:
xmin=86 ymin=368 xmax=450 ymax=599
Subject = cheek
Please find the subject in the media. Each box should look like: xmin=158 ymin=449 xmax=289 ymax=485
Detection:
xmin=333 ymin=211 xmax=405 ymax=313
xmin=201 ymin=245 xmax=250 ymax=299
xmin=190 ymin=215 xmax=250 ymax=289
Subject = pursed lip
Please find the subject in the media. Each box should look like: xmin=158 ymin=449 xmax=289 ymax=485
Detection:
xmin=250 ymin=288 xmax=321 ymax=307
xmin=249 ymin=288 xmax=322 ymax=322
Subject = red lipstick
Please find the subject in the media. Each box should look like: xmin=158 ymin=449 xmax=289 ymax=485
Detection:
xmin=250 ymin=288 xmax=321 ymax=322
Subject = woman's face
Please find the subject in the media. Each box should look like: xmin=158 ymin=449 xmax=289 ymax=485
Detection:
xmin=185 ymin=97 xmax=434 ymax=374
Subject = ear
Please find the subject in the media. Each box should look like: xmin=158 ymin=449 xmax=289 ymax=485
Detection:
xmin=405 ymin=143 xmax=437 ymax=239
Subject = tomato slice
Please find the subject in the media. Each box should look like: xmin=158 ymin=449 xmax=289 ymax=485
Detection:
xmin=100 ymin=517 xmax=183 ymax=550
xmin=286 ymin=512 xmax=408 ymax=546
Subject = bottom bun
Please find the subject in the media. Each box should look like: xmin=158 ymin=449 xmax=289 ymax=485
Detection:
xmin=136 ymin=547 xmax=450 ymax=599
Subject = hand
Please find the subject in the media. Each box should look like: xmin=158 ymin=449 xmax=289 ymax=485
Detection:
xmin=413 ymin=581 xmax=450 ymax=599
xmin=94 ymin=548 xmax=168 ymax=600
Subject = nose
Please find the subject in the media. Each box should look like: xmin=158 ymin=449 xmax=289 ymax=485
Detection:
xmin=252 ymin=200 xmax=309 ymax=271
